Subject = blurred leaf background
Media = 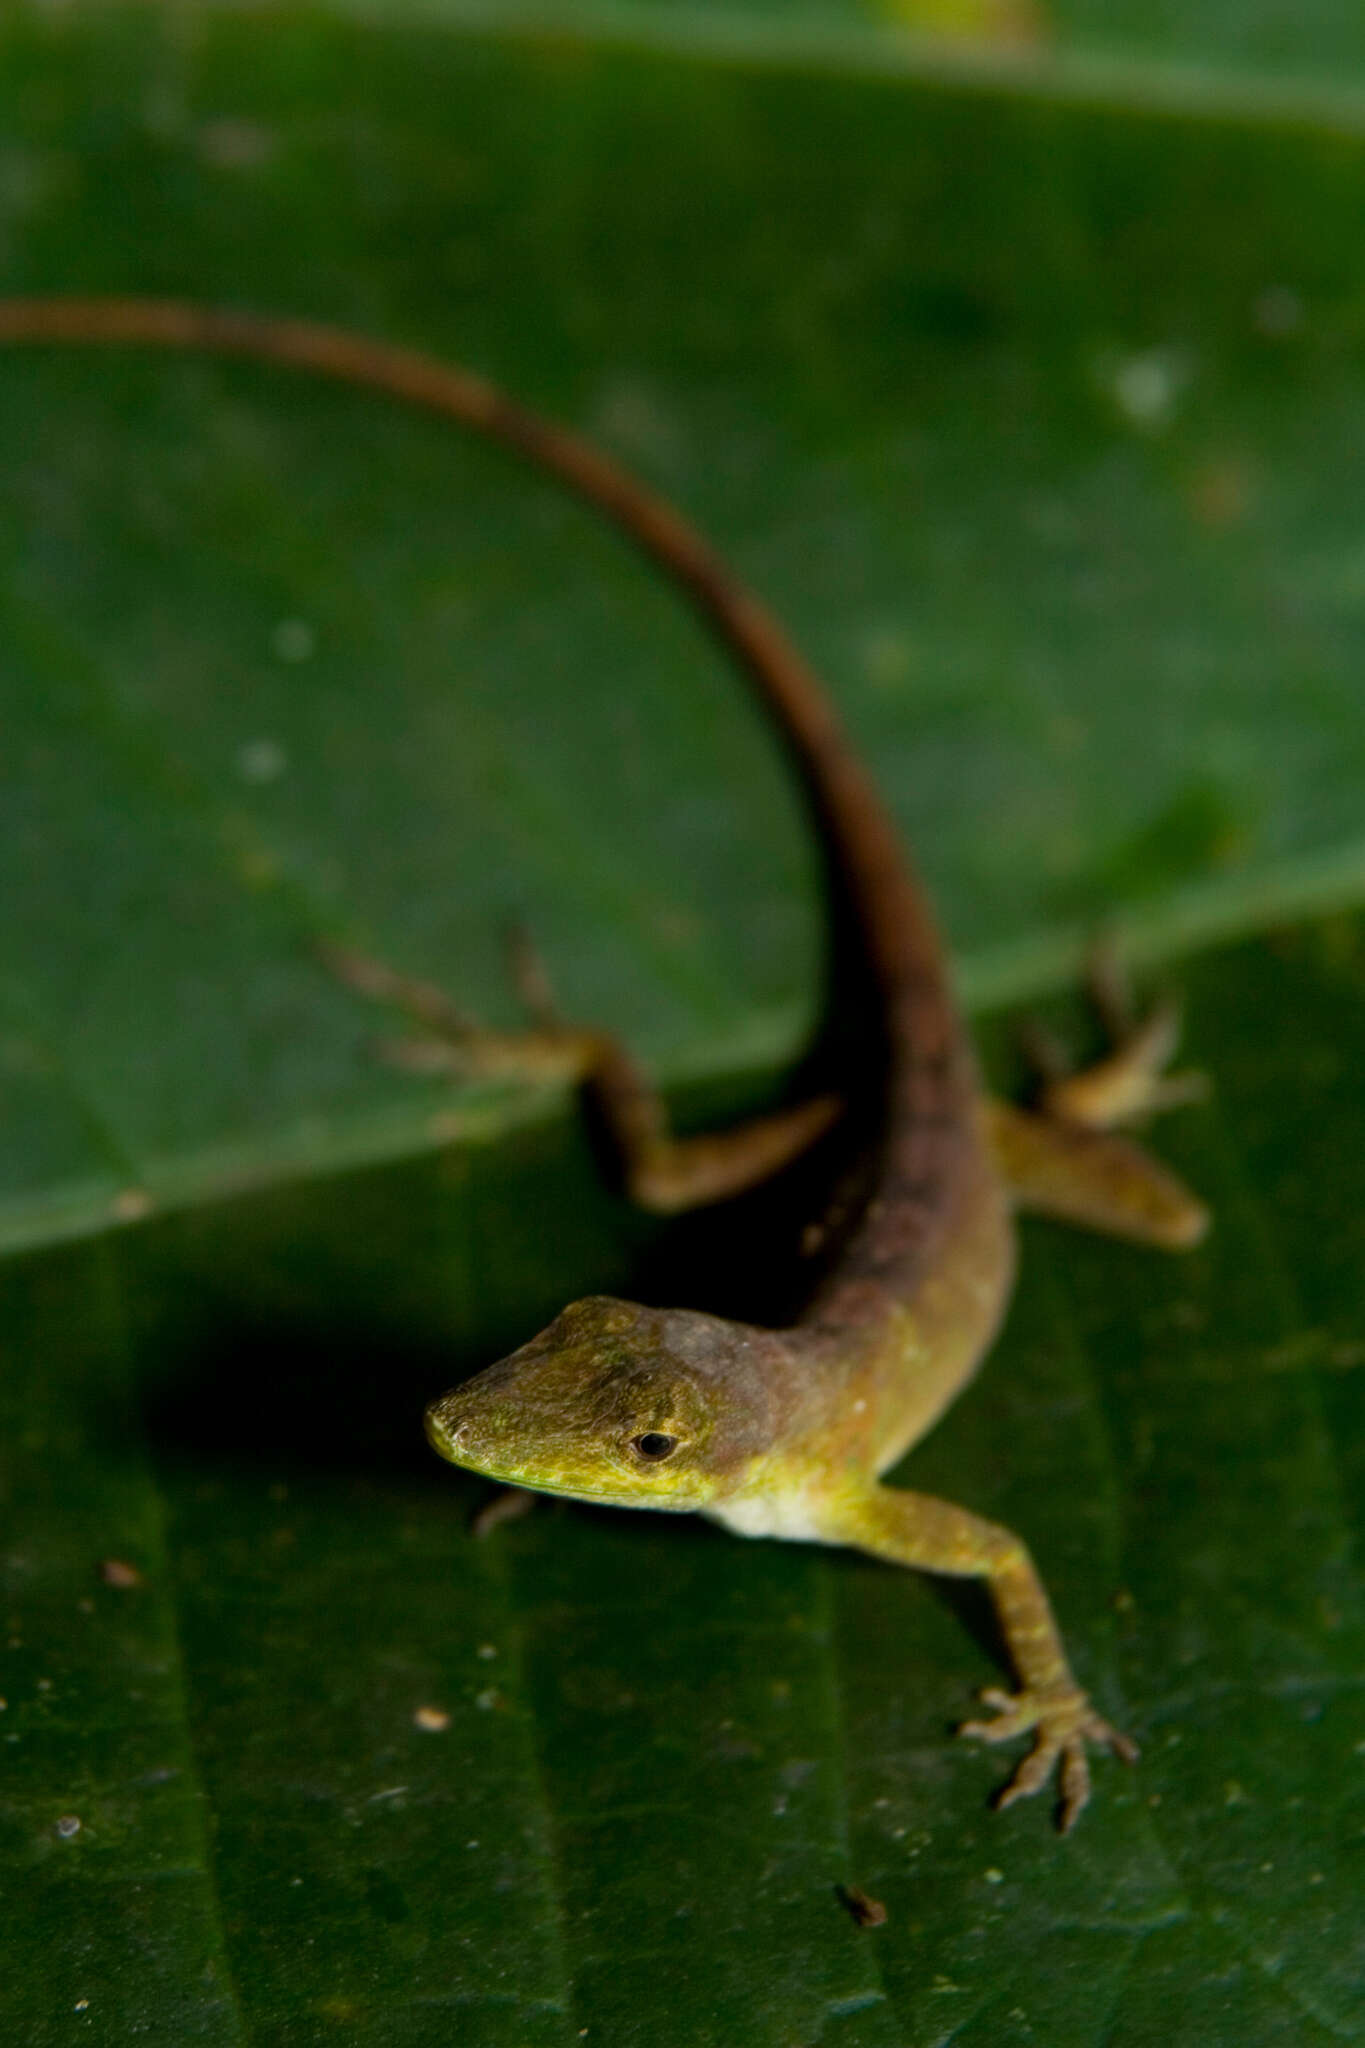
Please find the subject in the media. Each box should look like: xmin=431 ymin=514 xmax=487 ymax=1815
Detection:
xmin=2 ymin=5 xmax=1364 ymax=2043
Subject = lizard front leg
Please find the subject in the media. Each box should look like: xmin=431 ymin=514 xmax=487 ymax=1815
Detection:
xmin=820 ymin=1484 xmax=1135 ymax=1830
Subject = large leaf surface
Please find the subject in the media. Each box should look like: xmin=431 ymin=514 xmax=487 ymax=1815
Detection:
xmin=8 ymin=927 xmax=1365 ymax=2046
xmin=2 ymin=8 xmax=1364 ymax=2044
xmin=7 ymin=8 xmax=1365 ymax=1246
xmin=336 ymin=0 xmax=1365 ymax=93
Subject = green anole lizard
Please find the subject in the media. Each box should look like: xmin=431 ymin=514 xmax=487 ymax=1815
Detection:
xmin=0 ymin=298 xmax=1208 ymax=1831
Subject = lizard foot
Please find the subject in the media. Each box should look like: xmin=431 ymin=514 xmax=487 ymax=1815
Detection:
xmin=322 ymin=935 xmax=838 ymax=1210
xmin=319 ymin=937 xmax=591 ymax=1084
xmin=959 ymin=1683 xmax=1139 ymax=1833
xmin=1024 ymin=940 xmax=1208 ymax=1131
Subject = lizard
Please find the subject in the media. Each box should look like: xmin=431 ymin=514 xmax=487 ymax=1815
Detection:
xmin=0 ymin=297 xmax=1209 ymax=1829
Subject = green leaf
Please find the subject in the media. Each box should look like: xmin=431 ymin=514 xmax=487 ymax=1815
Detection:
xmin=3 ymin=9 xmax=1365 ymax=2044
xmin=9 ymin=5 xmax=1365 ymax=1249
xmin=9 ymin=929 xmax=1365 ymax=2044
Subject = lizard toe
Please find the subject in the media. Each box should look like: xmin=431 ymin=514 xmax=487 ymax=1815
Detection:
xmin=960 ymin=1682 xmax=1138 ymax=1829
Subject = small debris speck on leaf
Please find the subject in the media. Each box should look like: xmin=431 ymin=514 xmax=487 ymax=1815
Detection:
xmin=100 ymin=1558 xmax=144 ymax=1589
xmin=413 ymin=1704 xmax=451 ymax=1732
xmin=837 ymin=1884 xmax=887 ymax=1928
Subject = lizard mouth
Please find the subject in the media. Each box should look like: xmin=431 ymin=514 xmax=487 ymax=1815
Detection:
xmin=423 ymin=1405 xmax=624 ymax=1502
xmin=423 ymin=1405 xmax=465 ymax=1460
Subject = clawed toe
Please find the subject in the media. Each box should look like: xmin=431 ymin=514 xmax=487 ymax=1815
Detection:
xmin=958 ymin=1683 xmax=1138 ymax=1832
xmin=320 ymin=937 xmax=592 ymax=1084
xmin=959 ymin=1686 xmax=1030 ymax=1744
xmin=1025 ymin=945 xmax=1208 ymax=1134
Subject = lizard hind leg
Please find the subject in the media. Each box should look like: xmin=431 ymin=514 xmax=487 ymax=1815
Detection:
xmin=983 ymin=1098 xmax=1209 ymax=1249
xmin=989 ymin=943 xmax=1211 ymax=1250
xmin=1026 ymin=940 xmax=1209 ymax=1131
xmin=320 ymin=934 xmax=841 ymax=1214
xmin=501 ymin=923 xmax=844 ymax=1213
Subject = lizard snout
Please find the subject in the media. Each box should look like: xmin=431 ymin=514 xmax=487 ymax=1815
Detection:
xmin=423 ymin=1396 xmax=471 ymax=1463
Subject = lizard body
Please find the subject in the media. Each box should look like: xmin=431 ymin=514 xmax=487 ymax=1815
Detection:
xmin=0 ymin=299 xmax=1208 ymax=1827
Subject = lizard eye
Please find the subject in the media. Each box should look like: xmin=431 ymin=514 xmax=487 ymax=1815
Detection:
xmin=631 ymin=1432 xmax=678 ymax=1461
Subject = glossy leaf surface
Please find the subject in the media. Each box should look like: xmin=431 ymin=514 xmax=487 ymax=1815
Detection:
xmin=2 ymin=9 xmax=1363 ymax=2044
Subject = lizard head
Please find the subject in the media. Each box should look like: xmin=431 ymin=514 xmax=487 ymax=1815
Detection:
xmin=424 ymin=1294 xmax=789 ymax=1510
